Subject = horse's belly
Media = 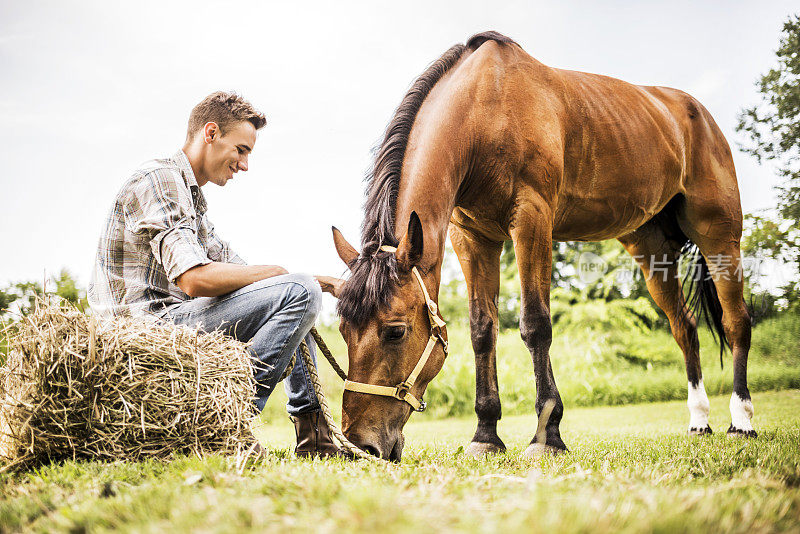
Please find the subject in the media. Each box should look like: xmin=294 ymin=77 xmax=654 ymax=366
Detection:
xmin=553 ymin=142 xmax=683 ymax=240
xmin=552 ymin=193 xmax=666 ymax=241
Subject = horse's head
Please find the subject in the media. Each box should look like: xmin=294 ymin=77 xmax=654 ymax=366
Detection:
xmin=326 ymin=212 xmax=448 ymax=461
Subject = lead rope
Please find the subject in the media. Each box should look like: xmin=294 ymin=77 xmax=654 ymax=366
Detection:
xmin=278 ymin=327 xmax=378 ymax=461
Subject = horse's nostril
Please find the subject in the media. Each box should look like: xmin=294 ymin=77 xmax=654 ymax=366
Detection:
xmin=389 ymin=442 xmax=403 ymax=463
xmin=362 ymin=444 xmax=381 ymax=458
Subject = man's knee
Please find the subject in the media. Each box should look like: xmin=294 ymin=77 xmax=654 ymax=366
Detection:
xmin=282 ymin=273 xmax=323 ymax=323
xmin=242 ymin=273 xmax=322 ymax=332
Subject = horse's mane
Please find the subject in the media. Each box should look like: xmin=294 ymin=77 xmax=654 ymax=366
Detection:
xmin=338 ymin=31 xmax=518 ymax=326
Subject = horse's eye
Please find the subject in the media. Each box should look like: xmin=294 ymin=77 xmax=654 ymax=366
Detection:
xmin=383 ymin=325 xmax=407 ymax=343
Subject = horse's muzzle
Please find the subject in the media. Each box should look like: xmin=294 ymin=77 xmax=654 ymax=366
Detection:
xmin=350 ymin=434 xmax=404 ymax=462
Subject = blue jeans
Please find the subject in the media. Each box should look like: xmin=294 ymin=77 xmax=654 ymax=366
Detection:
xmin=156 ymin=273 xmax=323 ymax=415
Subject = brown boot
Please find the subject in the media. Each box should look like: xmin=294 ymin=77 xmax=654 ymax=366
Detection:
xmin=291 ymin=411 xmax=344 ymax=458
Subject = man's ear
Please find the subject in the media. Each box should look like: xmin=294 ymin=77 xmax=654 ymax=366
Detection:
xmin=332 ymin=226 xmax=358 ymax=270
xmin=396 ymin=211 xmax=424 ymax=270
xmin=203 ymin=121 xmax=219 ymax=143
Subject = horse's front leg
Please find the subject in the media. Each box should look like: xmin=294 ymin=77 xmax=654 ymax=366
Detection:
xmin=449 ymin=224 xmax=506 ymax=457
xmin=509 ymin=195 xmax=568 ymax=456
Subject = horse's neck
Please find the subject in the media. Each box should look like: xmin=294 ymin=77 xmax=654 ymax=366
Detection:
xmin=392 ymin=58 xmax=479 ymax=298
xmin=393 ymin=175 xmax=461 ymax=299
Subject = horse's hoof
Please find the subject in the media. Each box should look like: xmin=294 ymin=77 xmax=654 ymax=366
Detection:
xmin=465 ymin=441 xmax=506 ymax=458
xmin=523 ymin=442 xmax=567 ymax=459
xmin=727 ymin=424 xmax=757 ymax=438
xmin=688 ymin=426 xmax=713 ymax=436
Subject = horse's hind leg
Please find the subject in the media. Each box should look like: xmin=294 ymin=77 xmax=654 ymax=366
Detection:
xmin=449 ymin=224 xmax=506 ymax=456
xmin=509 ymin=193 xmax=567 ymax=456
xmin=677 ymin=198 xmax=755 ymax=437
xmin=618 ymin=221 xmax=711 ymax=435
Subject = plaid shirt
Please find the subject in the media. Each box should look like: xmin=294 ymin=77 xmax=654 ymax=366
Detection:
xmin=89 ymin=150 xmax=245 ymax=318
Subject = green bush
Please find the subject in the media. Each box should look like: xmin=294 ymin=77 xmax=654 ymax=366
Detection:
xmin=750 ymin=310 xmax=800 ymax=362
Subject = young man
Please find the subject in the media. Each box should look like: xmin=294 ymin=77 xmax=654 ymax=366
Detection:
xmin=88 ymin=91 xmax=341 ymax=458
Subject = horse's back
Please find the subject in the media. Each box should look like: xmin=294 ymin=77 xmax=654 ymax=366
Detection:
xmin=452 ymin=40 xmax=739 ymax=241
xmin=496 ymin=49 xmax=733 ymax=240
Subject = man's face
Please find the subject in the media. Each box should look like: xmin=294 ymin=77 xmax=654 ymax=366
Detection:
xmin=203 ymin=121 xmax=257 ymax=187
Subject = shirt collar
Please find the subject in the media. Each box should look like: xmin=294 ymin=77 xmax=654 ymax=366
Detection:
xmin=171 ymin=150 xmax=207 ymax=214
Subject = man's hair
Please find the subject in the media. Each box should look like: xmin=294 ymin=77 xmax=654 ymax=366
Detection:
xmin=187 ymin=91 xmax=266 ymax=139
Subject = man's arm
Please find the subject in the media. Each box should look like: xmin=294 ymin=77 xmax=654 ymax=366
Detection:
xmin=127 ymin=169 xmax=277 ymax=298
xmin=176 ymin=262 xmax=288 ymax=298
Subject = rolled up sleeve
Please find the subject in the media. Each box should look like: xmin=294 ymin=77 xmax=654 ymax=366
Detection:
xmin=157 ymin=226 xmax=212 ymax=281
xmin=124 ymin=169 xmax=211 ymax=283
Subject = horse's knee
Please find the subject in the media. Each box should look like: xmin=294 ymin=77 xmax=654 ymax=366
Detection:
xmin=469 ymin=309 xmax=496 ymax=355
xmin=519 ymin=310 xmax=552 ymax=349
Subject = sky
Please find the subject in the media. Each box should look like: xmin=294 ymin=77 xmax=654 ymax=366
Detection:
xmin=1 ymin=1 xmax=797 ymax=313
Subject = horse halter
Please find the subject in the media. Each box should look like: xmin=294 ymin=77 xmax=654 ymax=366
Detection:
xmin=343 ymin=245 xmax=448 ymax=412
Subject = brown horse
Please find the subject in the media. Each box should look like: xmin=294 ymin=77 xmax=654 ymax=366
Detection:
xmin=325 ymin=31 xmax=755 ymax=461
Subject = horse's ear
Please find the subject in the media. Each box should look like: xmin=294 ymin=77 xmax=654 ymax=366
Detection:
xmin=332 ymin=226 xmax=358 ymax=270
xmin=396 ymin=211 xmax=424 ymax=270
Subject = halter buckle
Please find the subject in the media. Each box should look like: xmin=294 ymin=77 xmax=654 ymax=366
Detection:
xmin=434 ymin=330 xmax=448 ymax=355
xmin=394 ymin=382 xmax=411 ymax=400
xmin=395 ymin=381 xmax=412 ymax=399
xmin=394 ymin=381 xmax=426 ymax=412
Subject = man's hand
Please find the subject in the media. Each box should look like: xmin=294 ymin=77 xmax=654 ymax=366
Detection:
xmin=176 ymin=262 xmax=288 ymax=298
xmin=315 ymin=275 xmax=345 ymax=298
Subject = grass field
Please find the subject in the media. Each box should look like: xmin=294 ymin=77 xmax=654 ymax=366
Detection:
xmin=2 ymin=390 xmax=798 ymax=532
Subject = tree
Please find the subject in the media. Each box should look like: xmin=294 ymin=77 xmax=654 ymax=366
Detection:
xmin=6 ymin=281 xmax=44 ymax=317
xmin=737 ymin=15 xmax=800 ymax=303
xmin=438 ymin=238 xmax=657 ymax=332
xmin=52 ymin=269 xmax=88 ymax=311
xmin=0 ymin=287 xmax=18 ymax=317
xmin=741 ymin=212 xmax=800 ymax=313
xmin=0 ymin=269 xmax=87 ymax=319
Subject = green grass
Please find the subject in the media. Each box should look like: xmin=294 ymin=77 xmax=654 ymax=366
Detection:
xmin=2 ymin=390 xmax=798 ymax=532
xmin=0 ymin=321 xmax=10 ymax=364
xmin=2 ymin=311 xmax=797 ymax=531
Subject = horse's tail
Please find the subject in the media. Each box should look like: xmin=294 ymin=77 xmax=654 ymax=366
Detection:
xmin=678 ymin=241 xmax=730 ymax=368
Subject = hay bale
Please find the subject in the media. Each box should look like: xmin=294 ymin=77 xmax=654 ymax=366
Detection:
xmin=0 ymin=299 xmax=259 ymax=471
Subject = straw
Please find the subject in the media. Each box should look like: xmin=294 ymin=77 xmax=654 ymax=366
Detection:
xmin=0 ymin=298 xmax=259 ymax=472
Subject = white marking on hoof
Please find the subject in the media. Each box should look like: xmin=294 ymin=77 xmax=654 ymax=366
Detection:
xmin=522 ymin=442 xmax=564 ymax=459
xmin=687 ymin=380 xmax=711 ymax=435
xmin=465 ymin=441 xmax=505 ymax=458
xmin=726 ymin=427 xmax=757 ymax=438
xmin=728 ymin=393 xmax=755 ymax=433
